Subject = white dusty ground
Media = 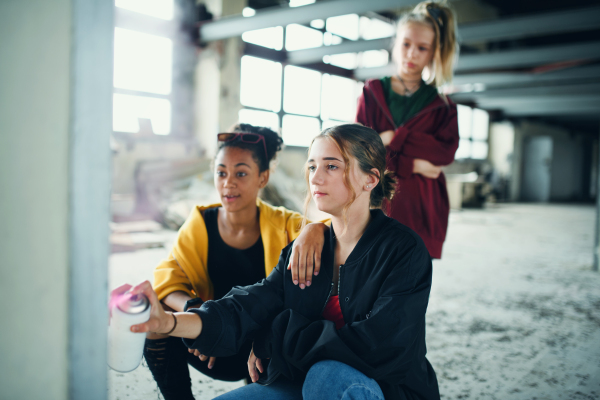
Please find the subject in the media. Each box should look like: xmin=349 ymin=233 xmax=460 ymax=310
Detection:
xmin=108 ymin=204 xmax=600 ymax=400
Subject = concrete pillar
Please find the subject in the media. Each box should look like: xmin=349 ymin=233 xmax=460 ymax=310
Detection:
xmin=594 ymin=123 xmax=600 ymax=272
xmin=195 ymin=45 xmax=221 ymax=157
xmin=219 ymin=0 xmax=245 ymax=132
xmin=194 ymin=0 xmax=245 ymax=158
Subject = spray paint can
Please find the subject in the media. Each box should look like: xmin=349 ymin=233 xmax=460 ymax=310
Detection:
xmin=108 ymin=292 xmax=151 ymax=372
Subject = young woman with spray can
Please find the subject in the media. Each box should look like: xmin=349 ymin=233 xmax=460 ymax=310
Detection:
xmin=126 ymin=124 xmax=440 ymax=400
xmin=139 ymin=124 xmax=328 ymax=400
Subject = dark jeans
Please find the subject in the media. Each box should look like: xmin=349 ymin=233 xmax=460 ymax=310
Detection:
xmin=144 ymin=336 xmax=252 ymax=400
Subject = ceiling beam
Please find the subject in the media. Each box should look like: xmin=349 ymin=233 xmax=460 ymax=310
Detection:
xmin=503 ymin=102 xmax=600 ymax=116
xmin=115 ymin=7 xmax=177 ymax=37
xmin=354 ymin=64 xmax=396 ymax=80
xmin=467 ymin=95 xmax=600 ymax=116
xmin=287 ymin=38 xmax=392 ymax=65
xmin=450 ymin=83 xmax=600 ymax=102
xmin=355 ymin=41 xmax=600 ymax=80
xmin=457 ymin=41 xmax=600 ymax=72
xmin=476 ymin=94 xmax=600 ymax=106
xmin=452 ymin=65 xmax=600 ymax=86
xmin=459 ymin=6 xmax=600 ymax=44
xmin=200 ymin=0 xmax=415 ymax=42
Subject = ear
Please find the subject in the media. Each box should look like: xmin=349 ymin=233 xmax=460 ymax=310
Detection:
xmin=365 ymin=168 xmax=380 ymax=191
xmin=258 ymin=169 xmax=270 ymax=189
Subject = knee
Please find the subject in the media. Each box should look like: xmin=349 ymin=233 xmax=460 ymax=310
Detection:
xmin=302 ymin=360 xmax=345 ymax=399
xmin=305 ymin=360 xmax=340 ymax=387
xmin=302 ymin=360 xmax=384 ymax=400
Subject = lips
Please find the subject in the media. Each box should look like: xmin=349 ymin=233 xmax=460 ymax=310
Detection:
xmin=313 ymin=191 xmax=327 ymax=198
xmin=223 ymin=194 xmax=240 ymax=202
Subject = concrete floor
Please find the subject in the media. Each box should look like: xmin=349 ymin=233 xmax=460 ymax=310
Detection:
xmin=108 ymin=204 xmax=600 ymax=400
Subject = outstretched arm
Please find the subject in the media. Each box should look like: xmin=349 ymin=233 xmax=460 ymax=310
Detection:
xmin=176 ymin=247 xmax=291 ymax=357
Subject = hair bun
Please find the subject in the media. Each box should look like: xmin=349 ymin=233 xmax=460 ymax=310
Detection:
xmin=223 ymin=123 xmax=284 ymax=172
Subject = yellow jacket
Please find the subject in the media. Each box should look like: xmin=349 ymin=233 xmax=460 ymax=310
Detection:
xmin=154 ymin=198 xmax=311 ymax=301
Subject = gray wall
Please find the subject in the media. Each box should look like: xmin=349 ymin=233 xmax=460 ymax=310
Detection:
xmin=550 ymin=135 xmax=584 ymax=201
xmin=0 ymin=1 xmax=112 ymax=398
xmin=0 ymin=0 xmax=71 ymax=397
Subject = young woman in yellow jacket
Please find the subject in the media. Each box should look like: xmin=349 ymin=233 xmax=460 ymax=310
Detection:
xmin=144 ymin=124 xmax=328 ymax=400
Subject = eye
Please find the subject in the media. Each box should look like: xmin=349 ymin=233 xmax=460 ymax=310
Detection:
xmin=403 ymin=42 xmax=409 ymax=47
xmin=236 ymin=172 xmax=247 ymax=177
xmin=307 ymin=165 xmax=316 ymax=172
xmin=419 ymin=47 xmax=427 ymax=51
xmin=327 ymin=164 xmax=338 ymax=170
xmin=216 ymin=170 xmax=226 ymax=177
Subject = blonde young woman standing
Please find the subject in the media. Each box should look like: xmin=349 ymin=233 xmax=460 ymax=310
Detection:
xmin=356 ymin=1 xmax=459 ymax=259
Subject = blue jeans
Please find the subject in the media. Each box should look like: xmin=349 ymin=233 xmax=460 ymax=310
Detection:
xmin=213 ymin=360 xmax=384 ymax=400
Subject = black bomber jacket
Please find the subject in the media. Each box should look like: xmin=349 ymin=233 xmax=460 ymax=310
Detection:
xmin=184 ymin=209 xmax=440 ymax=400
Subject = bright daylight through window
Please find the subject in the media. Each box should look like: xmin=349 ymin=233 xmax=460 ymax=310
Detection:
xmin=112 ymin=0 xmax=174 ymax=135
xmin=238 ymin=8 xmax=393 ymax=147
xmin=456 ymin=105 xmax=490 ymax=160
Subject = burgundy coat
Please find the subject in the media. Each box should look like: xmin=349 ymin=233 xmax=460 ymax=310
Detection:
xmin=356 ymin=79 xmax=459 ymax=258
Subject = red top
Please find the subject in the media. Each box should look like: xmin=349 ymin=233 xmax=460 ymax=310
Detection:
xmin=356 ymin=79 xmax=459 ymax=258
xmin=322 ymin=295 xmax=345 ymax=330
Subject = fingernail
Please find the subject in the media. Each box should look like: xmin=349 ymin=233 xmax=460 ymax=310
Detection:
xmin=131 ymin=326 xmax=137 ymax=332
xmin=300 ymin=284 xmax=305 ymax=289
xmin=306 ymin=281 xmax=311 ymax=286
xmin=314 ymin=271 xmax=319 ymax=276
xmin=208 ymin=365 xmax=213 ymax=369
xmin=293 ymin=280 xmax=298 ymax=285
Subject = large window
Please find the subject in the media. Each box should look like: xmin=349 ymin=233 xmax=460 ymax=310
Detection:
xmin=112 ymin=0 xmax=174 ymax=135
xmin=238 ymin=14 xmax=392 ymax=147
xmin=456 ymin=105 xmax=489 ymax=160
xmin=240 ymin=56 xmax=282 ymax=112
xmin=239 ymin=15 xmax=394 ymax=146
xmin=239 ymin=56 xmax=362 ymax=147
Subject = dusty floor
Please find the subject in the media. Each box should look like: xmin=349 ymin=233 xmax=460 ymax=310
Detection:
xmin=108 ymin=204 xmax=600 ymax=400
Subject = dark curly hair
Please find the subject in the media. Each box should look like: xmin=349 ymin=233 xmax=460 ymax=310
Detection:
xmin=217 ymin=123 xmax=284 ymax=172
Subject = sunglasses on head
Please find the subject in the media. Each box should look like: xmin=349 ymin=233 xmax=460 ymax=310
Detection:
xmin=217 ymin=132 xmax=268 ymax=160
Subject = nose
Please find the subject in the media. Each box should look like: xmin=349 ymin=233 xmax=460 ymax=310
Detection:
xmin=223 ymin=175 xmax=236 ymax=188
xmin=407 ymin=45 xmax=415 ymax=59
xmin=309 ymin=166 xmax=324 ymax=186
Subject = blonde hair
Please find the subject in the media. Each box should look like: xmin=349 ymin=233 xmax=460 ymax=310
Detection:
xmin=397 ymin=1 xmax=458 ymax=87
xmin=301 ymin=124 xmax=396 ymax=236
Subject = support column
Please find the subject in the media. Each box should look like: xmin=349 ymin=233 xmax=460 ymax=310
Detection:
xmin=69 ymin=0 xmax=113 ymax=397
xmin=218 ymin=0 xmax=245 ymax=133
xmin=594 ymin=122 xmax=600 ymax=272
xmin=194 ymin=0 xmax=245 ymax=157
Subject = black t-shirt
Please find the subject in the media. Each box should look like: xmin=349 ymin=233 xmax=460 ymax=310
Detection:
xmin=204 ymin=207 xmax=266 ymax=300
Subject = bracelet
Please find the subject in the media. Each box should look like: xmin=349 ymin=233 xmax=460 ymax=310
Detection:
xmin=165 ymin=312 xmax=177 ymax=335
